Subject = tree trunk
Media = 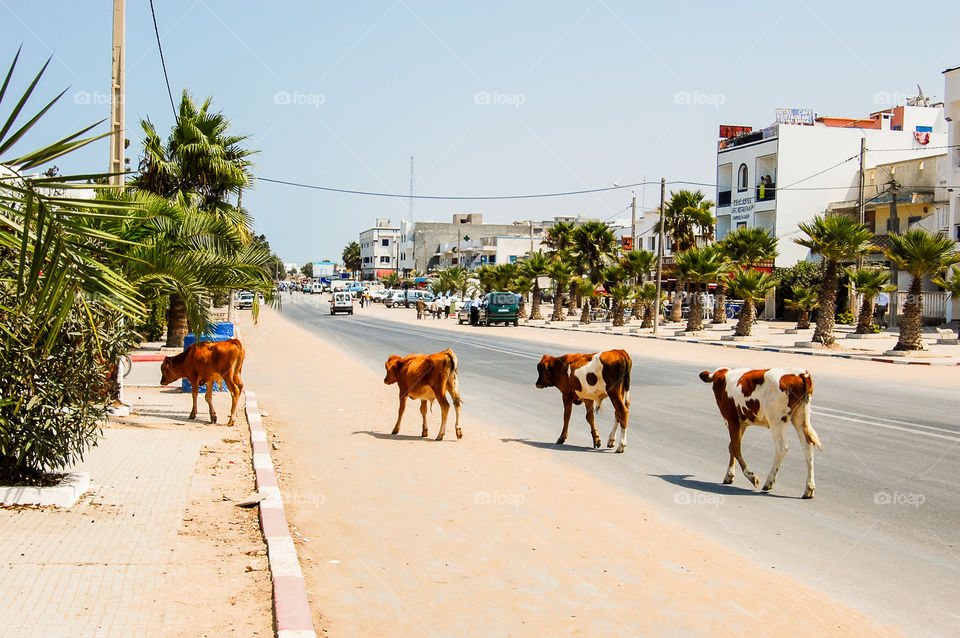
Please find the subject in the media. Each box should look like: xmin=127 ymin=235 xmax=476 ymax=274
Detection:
xmin=580 ymin=301 xmax=591 ymax=324
xmin=712 ymin=290 xmax=727 ymax=324
xmin=165 ymin=293 xmax=189 ymax=348
xmin=796 ymin=309 xmax=810 ymax=330
xmin=686 ymin=285 xmax=704 ymax=332
xmin=641 ymin=303 xmax=654 ymax=328
xmin=894 ymin=277 xmax=924 ymax=350
xmin=518 ymin=298 xmax=527 ymax=319
xmin=669 ymin=283 xmax=684 ymax=322
xmin=632 ymin=297 xmax=642 ymax=319
xmin=567 ymin=281 xmax=578 ymax=315
xmin=734 ymin=300 xmax=754 ymax=337
xmin=530 ymin=283 xmax=543 ymax=320
xmin=612 ymin=297 xmax=624 ymax=327
xmin=855 ymin=295 xmax=875 ymax=334
xmin=551 ymin=285 xmax=565 ymax=321
xmin=812 ymin=261 xmax=838 ymax=345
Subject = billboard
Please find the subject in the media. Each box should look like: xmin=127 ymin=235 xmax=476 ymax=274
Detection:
xmin=313 ymin=261 xmax=335 ymax=278
xmin=719 ymin=125 xmax=752 ymax=139
xmin=775 ymin=108 xmax=814 ymax=125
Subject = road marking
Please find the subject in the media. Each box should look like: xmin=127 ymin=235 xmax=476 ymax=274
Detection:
xmin=812 ymin=409 xmax=960 ymax=442
xmin=355 ymin=320 xmax=543 ymax=360
xmin=814 ymin=405 xmax=958 ymax=436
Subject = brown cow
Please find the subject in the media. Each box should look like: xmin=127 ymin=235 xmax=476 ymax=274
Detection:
xmin=383 ymin=349 xmax=462 ymax=441
xmin=699 ymin=367 xmax=821 ymax=498
xmin=535 ymin=349 xmax=631 ymax=452
xmin=160 ymin=339 xmax=245 ymax=426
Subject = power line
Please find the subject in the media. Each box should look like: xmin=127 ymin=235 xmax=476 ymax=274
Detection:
xmin=148 ymin=0 xmax=176 ymax=118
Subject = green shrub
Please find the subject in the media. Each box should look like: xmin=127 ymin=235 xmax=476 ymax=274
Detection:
xmin=836 ymin=310 xmax=854 ymax=324
xmin=0 ymin=289 xmax=139 ymax=484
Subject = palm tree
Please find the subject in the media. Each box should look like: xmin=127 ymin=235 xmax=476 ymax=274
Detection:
xmin=933 ymin=265 xmax=960 ymax=303
xmin=543 ymin=221 xmax=575 ymax=255
xmin=727 ymin=268 xmax=777 ymax=337
xmin=603 ymin=265 xmax=630 ymax=327
xmin=342 ymin=241 xmax=362 ymax=273
xmin=784 ymin=284 xmax=819 ymax=330
xmin=475 ymin=264 xmax=497 ymax=293
xmin=577 ymin=278 xmax=599 ymax=324
xmin=673 ymin=246 xmax=727 ymax=332
xmin=718 ymin=227 xmax=777 ymax=324
xmin=519 ymin=251 xmax=549 ymax=320
xmin=656 ymin=190 xmax=715 ymax=322
xmin=846 ymin=268 xmax=896 ymax=334
xmin=636 ymin=283 xmax=662 ymax=328
xmin=493 ymin=263 xmax=520 ymax=291
xmin=571 ymin=222 xmax=618 ymax=309
xmin=885 ymin=229 xmax=960 ymax=350
xmin=513 ymin=277 xmax=533 ymax=319
xmin=622 ymin=250 xmax=656 ymax=318
xmin=381 ymin=272 xmax=401 ymax=288
xmin=545 ymin=261 xmax=574 ymax=321
xmin=796 ymin=216 xmax=874 ymax=346
xmin=609 ymin=284 xmax=633 ymax=327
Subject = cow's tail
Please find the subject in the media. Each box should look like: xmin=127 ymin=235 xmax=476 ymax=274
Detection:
xmin=793 ymin=372 xmax=821 ymax=450
xmin=444 ymin=349 xmax=462 ymax=407
xmin=622 ymin=353 xmax=632 ymax=408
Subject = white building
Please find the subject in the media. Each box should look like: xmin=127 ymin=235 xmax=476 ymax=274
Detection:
xmin=715 ymin=104 xmax=948 ymax=266
xmin=358 ymin=218 xmax=400 ymax=280
xmin=942 ymin=66 xmax=960 ymax=321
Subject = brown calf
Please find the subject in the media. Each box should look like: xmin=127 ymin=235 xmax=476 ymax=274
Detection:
xmin=535 ymin=349 xmax=632 ymax=452
xmin=699 ymin=367 xmax=821 ymax=498
xmin=160 ymin=339 xmax=245 ymax=426
xmin=383 ymin=349 xmax=463 ymax=441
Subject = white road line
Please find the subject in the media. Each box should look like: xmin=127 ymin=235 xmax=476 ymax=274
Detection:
xmin=814 ymin=405 xmax=958 ymax=435
xmin=812 ymin=409 xmax=960 ymax=442
xmin=358 ymin=321 xmax=543 ymax=360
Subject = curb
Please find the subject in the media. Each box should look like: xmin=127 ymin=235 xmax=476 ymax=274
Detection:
xmin=526 ymin=324 xmax=960 ymax=366
xmin=244 ymin=391 xmax=317 ymax=638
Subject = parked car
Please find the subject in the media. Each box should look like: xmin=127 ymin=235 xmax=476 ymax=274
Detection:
xmin=330 ymin=291 xmax=354 ymax=315
xmin=384 ymin=289 xmax=435 ymax=308
xmin=478 ymin=292 xmax=519 ymax=326
xmin=235 ymin=292 xmax=254 ymax=310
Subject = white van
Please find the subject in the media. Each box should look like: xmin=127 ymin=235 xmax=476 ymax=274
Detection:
xmin=330 ymin=291 xmax=354 ymax=315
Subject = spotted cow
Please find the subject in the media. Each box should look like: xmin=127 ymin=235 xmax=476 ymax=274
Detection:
xmin=699 ymin=367 xmax=822 ymax=498
xmin=535 ymin=350 xmax=631 ymax=452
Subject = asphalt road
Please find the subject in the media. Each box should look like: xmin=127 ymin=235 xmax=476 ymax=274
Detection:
xmin=284 ymin=295 xmax=959 ymax=637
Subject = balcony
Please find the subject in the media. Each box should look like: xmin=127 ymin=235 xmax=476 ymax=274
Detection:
xmin=755 ymin=185 xmax=776 ymax=202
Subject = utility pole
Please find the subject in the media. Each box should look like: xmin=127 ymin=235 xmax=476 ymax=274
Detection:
xmin=409 ymin=156 xmax=415 ymax=222
xmin=852 ymin=137 xmax=866 ymax=321
xmin=630 ymin=192 xmax=637 ymax=254
xmin=888 ymin=179 xmax=900 ymax=325
xmin=653 ymin=178 xmax=665 ymax=335
xmin=529 ymin=220 xmax=534 ymax=255
xmin=109 ymin=0 xmax=125 ymax=185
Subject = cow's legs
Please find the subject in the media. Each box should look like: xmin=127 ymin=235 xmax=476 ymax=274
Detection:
xmin=606 ymin=392 xmax=629 ymax=453
xmin=188 ymin=378 xmax=199 ymax=420
xmin=223 ymin=376 xmax=242 ymax=427
xmin=792 ymin=417 xmax=816 ymax=499
xmin=727 ymin=423 xmax=759 ymax=486
xmin=447 ymin=380 xmax=463 ymax=440
xmin=435 ymin=394 xmax=450 ymax=441
xmin=762 ymin=422 xmax=789 ymax=492
xmin=556 ymin=398 xmax=573 ymax=445
xmin=583 ymin=400 xmax=601 ymax=449
xmin=205 ymin=383 xmax=217 ymax=424
xmin=391 ymin=395 xmax=407 ymax=435
xmin=419 ymin=400 xmax=429 ymax=437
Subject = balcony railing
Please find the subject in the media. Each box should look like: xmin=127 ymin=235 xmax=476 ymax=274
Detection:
xmin=755 ymin=185 xmax=776 ymax=201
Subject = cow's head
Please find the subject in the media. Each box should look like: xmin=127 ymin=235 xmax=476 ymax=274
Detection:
xmin=535 ymin=355 xmax=559 ymax=389
xmin=159 ymin=357 xmax=178 ymax=386
xmin=384 ymin=355 xmax=404 ymax=385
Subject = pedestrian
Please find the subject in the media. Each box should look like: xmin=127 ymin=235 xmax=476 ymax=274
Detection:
xmin=359 ymin=293 xmax=365 ymax=308
xmin=416 ymin=297 xmax=425 ymax=320
xmin=875 ymin=290 xmax=889 ymax=326
xmin=430 ymin=298 xmax=439 ymax=319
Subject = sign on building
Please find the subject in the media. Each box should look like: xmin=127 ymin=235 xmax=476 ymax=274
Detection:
xmin=313 ymin=261 xmax=335 ymax=278
xmin=775 ymin=108 xmax=815 ymax=125
xmin=719 ymin=125 xmax=752 ymax=139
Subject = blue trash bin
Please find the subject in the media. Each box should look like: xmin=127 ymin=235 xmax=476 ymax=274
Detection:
xmin=180 ymin=322 xmax=236 ymax=393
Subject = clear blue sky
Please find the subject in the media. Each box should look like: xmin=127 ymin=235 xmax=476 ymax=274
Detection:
xmin=2 ymin=1 xmax=958 ymax=265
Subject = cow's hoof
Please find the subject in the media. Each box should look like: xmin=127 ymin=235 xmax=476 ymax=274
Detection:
xmin=762 ymin=482 xmax=774 ymax=492
xmin=802 ymin=488 xmax=815 ymax=499
xmin=722 ymin=476 xmax=734 ymax=485
xmin=456 ymin=429 xmax=463 ymax=440
xmin=607 ymin=439 xmax=615 ymax=448
xmin=421 ymin=431 xmax=429 ymax=438
xmin=615 ymin=445 xmax=625 ymax=453
xmin=435 ymin=434 xmax=444 ymax=441
xmin=593 ymin=439 xmax=601 ymax=449
xmin=391 ymin=428 xmax=400 ymax=435
xmin=555 ymin=437 xmax=566 ymax=445
xmin=748 ymin=475 xmax=760 ymax=488
xmin=188 ymin=414 xmax=197 ymax=420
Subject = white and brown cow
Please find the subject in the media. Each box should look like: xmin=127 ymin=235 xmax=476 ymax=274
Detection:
xmin=699 ymin=367 xmax=822 ymax=499
xmin=535 ymin=350 xmax=631 ymax=452
xmin=384 ymin=349 xmax=463 ymax=441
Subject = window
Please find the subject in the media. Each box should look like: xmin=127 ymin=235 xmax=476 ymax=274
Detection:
xmin=737 ymin=221 xmax=747 ymax=230
xmin=381 ymin=238 xmax=389 ymax=247
xmin=737 ymin=163 xmax=748 ymax=192
xmin=648 ymin=237 xmax=656 ymax=251
xmin=379 ymin=256 xmax=390 ymax=264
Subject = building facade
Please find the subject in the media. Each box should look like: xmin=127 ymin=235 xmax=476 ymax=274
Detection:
xmin=358 ymin=219 xmax=400 ymax=280
xmin=716 ymin=104 xmax=948 ymax=267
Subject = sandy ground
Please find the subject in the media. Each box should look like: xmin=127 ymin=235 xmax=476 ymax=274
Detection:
xmin=117 ymin=388 xmax=274 ymax=637
xmin=240 ymin=306 xmax=903 ymax=637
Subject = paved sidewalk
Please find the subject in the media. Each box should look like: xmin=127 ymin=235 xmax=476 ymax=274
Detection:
xmin=0 ymin=372 xmax=272 ymax=636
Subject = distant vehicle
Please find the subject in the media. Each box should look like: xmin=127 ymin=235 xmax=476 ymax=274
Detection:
xmin=235 ymin=292 xmax=254 ymax=310
xmin=383 ymin=290 xmax=407 ymax=308
xmin=464 ymin=292 xmax=519 ymax=326
xmin=330 ymin=291 xmax=354 ymax=315
xmin=302 ymin=282 xmax=313 ymax=293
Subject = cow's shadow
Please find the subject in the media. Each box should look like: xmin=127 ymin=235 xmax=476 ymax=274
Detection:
xmin=651 ymin=473 xmax=793 ymax=499
xmin=500 ymin=437 xmax=608 ymax=453
xmin=352 ymin=430 xmax=442 ymax=442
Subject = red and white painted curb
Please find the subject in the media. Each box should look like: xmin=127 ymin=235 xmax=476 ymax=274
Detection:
xmin=245 ymin=391 xmax=317 ymax=638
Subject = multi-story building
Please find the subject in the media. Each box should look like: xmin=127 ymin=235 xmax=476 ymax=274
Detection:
xmin=358 ymin=219 xmax=400 ymax=280
xmin=945 ymin=66 xmax=960 ymax=246
xmin=715 ymin=104 xmax=948 ymax=267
